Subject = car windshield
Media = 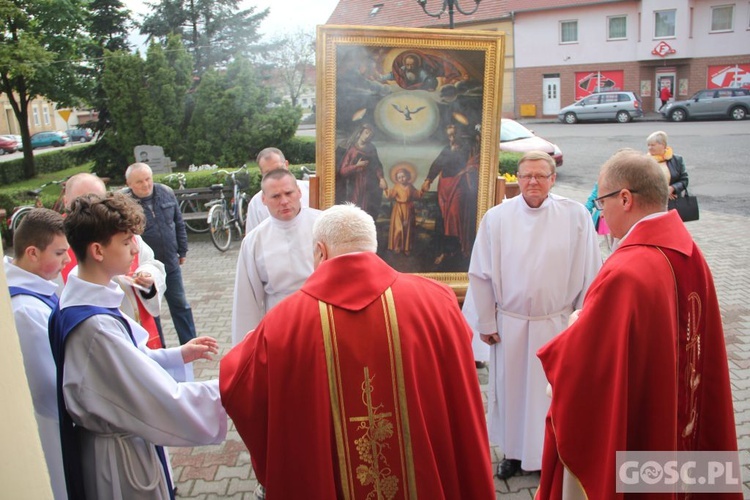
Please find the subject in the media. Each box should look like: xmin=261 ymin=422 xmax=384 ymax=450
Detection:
xmin=500 ymin=120 xmax=533 ymax=142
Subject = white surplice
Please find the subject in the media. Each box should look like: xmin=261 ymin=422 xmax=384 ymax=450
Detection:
xmin=232 ymin=207 xmax=321 ymax=345
xmin=466 ymin=193 xmax=601 ymax=471
xmin=244 ymin=179 xmax=310 ymax=235
xmin=5 ymin=256 xmax=67 ymax=500
xmin=59 ymin=275 xmax=227 ymax=500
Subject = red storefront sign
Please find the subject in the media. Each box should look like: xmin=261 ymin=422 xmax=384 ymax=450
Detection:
xmin=707 ymin=64 xmax=750 ymax=89
xmin=575 ymin=70 xmax=625 ymax=100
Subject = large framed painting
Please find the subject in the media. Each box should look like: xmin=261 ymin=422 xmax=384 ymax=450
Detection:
xmin=315 ymin=25 xmax=505 ymax=297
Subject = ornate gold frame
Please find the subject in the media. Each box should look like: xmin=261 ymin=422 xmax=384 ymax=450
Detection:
xmin=315 ymin=25 xmax=505 ymax=300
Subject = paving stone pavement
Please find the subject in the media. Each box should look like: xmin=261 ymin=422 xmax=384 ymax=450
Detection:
xmin=159 ymin=182 xmax=750 ymax=499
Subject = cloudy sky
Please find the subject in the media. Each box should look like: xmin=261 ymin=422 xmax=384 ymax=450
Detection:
xmin=124 ymin=0 xmax=340 ymax=49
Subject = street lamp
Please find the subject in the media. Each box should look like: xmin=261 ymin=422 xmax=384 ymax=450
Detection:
xmin=416 ymin=0 xmax=482 ymax=29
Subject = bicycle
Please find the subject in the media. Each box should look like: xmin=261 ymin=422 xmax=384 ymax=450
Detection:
xmin=164 ymin=172 xmax=210 ymax=234
xmin=8 ymin=178 xmax=67 ymax=238
xmin=206 ymin=167 xmax=250 ymax=252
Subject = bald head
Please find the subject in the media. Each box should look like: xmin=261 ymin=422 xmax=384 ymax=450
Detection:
xmin=64 ymin=173 xmax=107 ymax=209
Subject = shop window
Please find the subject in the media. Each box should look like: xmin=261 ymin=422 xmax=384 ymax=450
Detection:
xmin=711 ymin=5 xmax=734 ymax=32
xmin=560 ymin=20 xmax=578 ymax=43
xmin=655 ymin=10 xmax=676 ymax=38
xmin=608 ymin=15 xmax=627 ymax=40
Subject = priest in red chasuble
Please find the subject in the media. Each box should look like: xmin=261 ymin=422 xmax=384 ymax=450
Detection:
xmin=536 ymin=150 xmax=740 ymax=499
xmin=220 ymin=203 xmax=494 ymax=499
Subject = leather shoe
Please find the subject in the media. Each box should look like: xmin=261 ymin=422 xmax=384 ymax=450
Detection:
xmin=496 ymin=458 xmax=522 ymax=480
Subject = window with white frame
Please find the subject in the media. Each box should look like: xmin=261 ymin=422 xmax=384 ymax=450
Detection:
xmin=32 ymin=106 xmax=40 ymax=126
xmin=655 ymin=10 xmax=676 ymax=37
xmin=711 ymin=5 xmax=734 ymax=32
xmin=42 ymin=106 xmax=50 ymax=125
xmin=608 ymin=15 xmax=627 ymax=39
xmin=560 ymin=20 xmax=578 ymax=43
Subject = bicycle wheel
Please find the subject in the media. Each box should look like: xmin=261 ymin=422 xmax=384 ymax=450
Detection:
xmin=180 ymin=198 xmax=209 ymax=233
xmin=208 ymin=204 xmax=232 ymax=252
xmin=10 ymin=206 xmax=33 ymax=237
xmin=236 ymin=194 xmax=248 ymax=230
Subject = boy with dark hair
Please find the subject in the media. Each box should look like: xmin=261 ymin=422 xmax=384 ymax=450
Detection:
xmin=6 ymin=208 xmax=71 ymax=499
xmin=49 ymin=192 xmax=227 ymax=500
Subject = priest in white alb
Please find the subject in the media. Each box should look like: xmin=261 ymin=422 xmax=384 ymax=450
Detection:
xmin=465 ymin=150 xmax=601 ymax=479
xmin=232 ymin=168 xmax=321 ymax=345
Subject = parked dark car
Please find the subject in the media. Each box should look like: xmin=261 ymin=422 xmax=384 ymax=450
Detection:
xmin=65 ymin=128 xmax=94 ymax=143
xmin=30 ymin=131 xmax=68 ymax=149
xmin=558 ymin=91 xmax=643 ymax=124
xmin=0 ymin=135 xmax=19 ymax=155
xmin=501 ymin=118 xmax=563 ymax=167
xmin=661 ymin=88 xmax=750 ymax=122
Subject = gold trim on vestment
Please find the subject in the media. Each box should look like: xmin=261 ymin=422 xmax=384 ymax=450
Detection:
xmin=319 ymin=287 xmax=417 ymax=499
xmin=384 ymin=288 xmax=417 ymax=498
xmin=319 ymin=301 xmax=354 ymax=499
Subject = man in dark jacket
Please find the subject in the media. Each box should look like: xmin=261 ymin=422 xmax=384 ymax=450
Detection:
xmin=125 ymin=162 xmax=197 ymax=345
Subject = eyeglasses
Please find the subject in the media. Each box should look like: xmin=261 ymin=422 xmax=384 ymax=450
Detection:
xmin=517 ymin=173 xmax=554 ymax=182
xmin=593 ymin=188 xmax=639 ymax=210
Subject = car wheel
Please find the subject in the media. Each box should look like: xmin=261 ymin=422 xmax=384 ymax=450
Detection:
xmin=730 ymin=106 xmax=747 ymax=121
xmin=0 ymin=149 xmax=5 ymax=156
xmin=79 ymin=137 xmax=87 ymax=143
xmin=616 ymin=110 xmax=631 ymax=123
xmin=564 ymin=112 xmax=578 ymax=124
xmin=51 ymin=141 xmax=61 ymax=147
xmin=669 ymin=109 xmax=686 ymax=122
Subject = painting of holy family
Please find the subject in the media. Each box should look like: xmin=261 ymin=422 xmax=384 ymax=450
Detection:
xmin=315 ymin=25 xmax=506 ymax=291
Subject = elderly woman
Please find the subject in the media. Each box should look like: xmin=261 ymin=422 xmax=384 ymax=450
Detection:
xmin=646 ymin=130 xmax=688 ymax=200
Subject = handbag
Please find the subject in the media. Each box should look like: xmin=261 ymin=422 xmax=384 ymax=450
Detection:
xmin=668 ymin=189 xmax=699 ymax=222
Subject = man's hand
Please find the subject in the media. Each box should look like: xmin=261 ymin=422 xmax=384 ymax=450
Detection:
xmin=181 ymin=336 xmax=219 ymax=363
xmin=568 ymin=309 xmax=581 ymax=327
xmin=480 ymin=333 xmax=501 ymax=346
xmin=179 ymin=257 xmax=187 ymax=266
xmin=379 ymin=177 xmax=387 ymax=190
xmin=131 ymin=271 xmax=154 ymax=289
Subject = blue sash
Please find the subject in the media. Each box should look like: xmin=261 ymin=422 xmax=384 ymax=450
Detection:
xmin=48 ymin=305 xmax=175 ymax=500
xmin=8 ymin=286 xmax=59 ymax=309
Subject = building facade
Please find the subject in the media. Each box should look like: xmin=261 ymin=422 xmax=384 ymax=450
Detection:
xmin=510 ymin=0 xmax=750 ymax=117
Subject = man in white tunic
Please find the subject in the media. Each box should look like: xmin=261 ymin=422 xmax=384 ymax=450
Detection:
xmin=244 ymin=147 xmax=310 ymax=234
xmin=6 ymin=209 xmax=71 ymax=499
xmin=233 ymin=168 xmax=321 ymax=345
xmin=465 ymin=151 xmax=601 ymax=479
xmin=49 ymin=192 xmax=227 ymax=500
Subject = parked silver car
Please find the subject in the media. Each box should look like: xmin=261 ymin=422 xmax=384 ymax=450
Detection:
xmin=661 ymin=88 xmax=750 ymax=122
xmin=558 ymin=91 xmax=644 ymax=124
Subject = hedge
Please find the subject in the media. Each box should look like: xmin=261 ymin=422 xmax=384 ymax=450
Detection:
xmin=0 ymin=145 xmax=94 ymax=185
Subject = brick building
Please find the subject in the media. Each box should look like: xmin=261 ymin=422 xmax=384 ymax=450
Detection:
xmin=328 ymin=0 xmax=750 ymax=118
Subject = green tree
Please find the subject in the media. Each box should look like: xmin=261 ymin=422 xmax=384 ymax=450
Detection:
xmin=265 ymin=28 xmax=315 ymax=108
xmin=140 ymin=0 xmax=269 ymax=75
xmin=0 ymin=0 xmax=91 ymax=178
xmin=98 ymin=50 xmax=147 ymax=178
xmin=187 ymin=57 xmax=300 ymax=166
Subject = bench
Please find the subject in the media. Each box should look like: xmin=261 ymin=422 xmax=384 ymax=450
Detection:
xmin=174 ymin=186 xmax=231 ymax=221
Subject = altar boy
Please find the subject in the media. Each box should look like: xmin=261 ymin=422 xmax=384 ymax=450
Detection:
xmin=6 ymin=208 xmax=70 ymax=499
xmin=49 ymin=192 xmax=227 ymax=500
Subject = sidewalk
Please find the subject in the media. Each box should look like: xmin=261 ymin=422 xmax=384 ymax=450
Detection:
xmin=519 ymin=111 xmax=664 ymax=125
xmin=164 ymin=182 xmax=750 ymax=498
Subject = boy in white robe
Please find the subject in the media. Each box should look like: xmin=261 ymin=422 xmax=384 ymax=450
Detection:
xmin=49 ymin=192 xmax=227 ymax=500
xmin=232 ymin=168 xmax=320 ymax=345
xmin=6 ymin=208 xmax=71 ymax=499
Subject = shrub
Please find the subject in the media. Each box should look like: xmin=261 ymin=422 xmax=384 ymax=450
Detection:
xmin=0 ymin=145 xmax=93 ymax=184
xmin=498 ymin=151 xmax=523 ymax=175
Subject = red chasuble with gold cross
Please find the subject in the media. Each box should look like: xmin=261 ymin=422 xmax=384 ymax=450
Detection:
xmin=220 ymin=252 xmax=494 ymax=499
